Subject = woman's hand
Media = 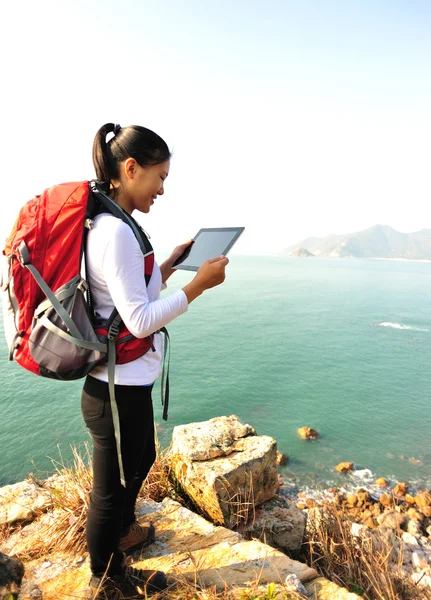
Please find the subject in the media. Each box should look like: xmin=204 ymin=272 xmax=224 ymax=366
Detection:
xmin=159 ymin=240 xmax=193 ymax=283
xmin=182 ymin=256 xmax=229 ymax=303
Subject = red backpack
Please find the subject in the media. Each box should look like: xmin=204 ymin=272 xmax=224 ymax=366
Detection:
xmin=1 ymin=180 xmax=167 ymax=486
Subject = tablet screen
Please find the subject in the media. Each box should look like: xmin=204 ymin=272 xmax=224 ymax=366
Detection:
xmin=172 ymin=227 xmax=244 ymax=271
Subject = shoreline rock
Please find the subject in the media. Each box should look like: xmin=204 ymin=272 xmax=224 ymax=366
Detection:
xmin=297 ymin=426 xmax=319 ymax=440
xmin=296 ymin=482 xmax=431 ymax=591
xmin=170 ymin=415 xmax=279 ymax=528
xmin=0 ymin=415 xmax=363 ymax=599
xmin=2 ymin=415 xmax=430 ymax=598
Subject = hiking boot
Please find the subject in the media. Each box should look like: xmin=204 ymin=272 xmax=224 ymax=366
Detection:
xmin=122 ymin=564 xmax=168 ymax=595
xmin=119 ymin=521 xmax=155 ymax=554
xmin=89 ymin=574 xmax=131 ymax=599
xmin=89 ymin=565 xmax=167 ymax=598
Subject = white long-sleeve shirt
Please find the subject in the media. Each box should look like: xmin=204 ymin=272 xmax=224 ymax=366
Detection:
xmin=86 ymin=213 xmax=188 ymax=384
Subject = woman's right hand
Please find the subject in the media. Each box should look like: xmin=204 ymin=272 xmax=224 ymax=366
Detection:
xmin=182 ymin=256 xmax=229 ymax=303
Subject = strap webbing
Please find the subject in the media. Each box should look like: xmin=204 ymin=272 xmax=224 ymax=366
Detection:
xmin=90 ymin=182 xmax=153 ymax=254
xmin=35 ymin=279 xmax=82 ymax=318
xmin=108 ymin=338 xmax=126 ymax=487
xmin=21 ymin=259 xmax=82 ymax=340
xmin=160 ymin=327 xmax=170 ymax=421
xmin=39 ymin=316 xmax=107 ymax=352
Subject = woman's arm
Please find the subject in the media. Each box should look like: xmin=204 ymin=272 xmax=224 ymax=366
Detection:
xmin=159 ymin=240 xmax=193 ymax=284
xmin=101 ymin=222 xmax=188 ymax=338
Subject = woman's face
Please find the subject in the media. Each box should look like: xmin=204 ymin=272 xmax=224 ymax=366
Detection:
xmin=117 ymin=159 xmax=170 ymax=214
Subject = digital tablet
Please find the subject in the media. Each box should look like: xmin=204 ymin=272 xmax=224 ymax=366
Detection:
xmin=172 ymin=227 xmax=245 ymax=271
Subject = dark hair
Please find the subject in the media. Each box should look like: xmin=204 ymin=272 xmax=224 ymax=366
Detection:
xmin=92 ymin=123 xmax=171 ymax=191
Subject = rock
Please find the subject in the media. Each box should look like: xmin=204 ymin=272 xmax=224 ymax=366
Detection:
xmin=241 ymin=494 xmax=306 ymax=552
xmin=305 ymin=576 xmax=361 ymax=599
xmin=372 ymin=503 xmax=382 ymax=517
xmin=406 ymin=518 xmax=423 ymax=537
xmin=0 ymin=480 xmax=51 ymax=526
xmin=171 ymin=417 xmax=279 ymax=527
xmin=363 ymin=516 xmax=377 ymax=529
xmin=372 ymin=527 xmax=398 ymax=555
xmin=411 ymin=550 xmax=429 ymax=570
xmin=297 ymin=427 xmax=319 ymax=440
xmin=285 ymin=573 xmax=310 ymax=596
xmin=276 ymin=451 xmax=289 ymax=465
xmin=356 ymin=489 xmax=371 ymax=506
xmin=346 ymin=494 xmax=358 ymax=507
xmin=361 ymin=508 xmax=372 ymax=520
xmin=171 ymin=415 xmax=256 ymax=461
xmin=351 ymin=523 xmax=372 ymax=539
xmin=420 ymin=506 xmax=431 ymax=518
xmin=335 ymin=462 xmax=354 ymax=473
xmin=335 ymin=492 xmax=346 ymax=504
xmin=405 ymin=493 xmax=416 ymax=505
xmin=402 ymin=549 xmax=412 ymax=565
xmin=375 ymin=478 xmax=388 ymax=487
xmin=132 ymin=498 xmax=319 ymax=591
xmin=306 ymin=507 xmax=324 ymax=532
xmin=419 ymin=536 xmax=430 ymax=548
xmin=394 ymin=482 xmax=409 ymax=496
xmin=376 ymin=510 xmax=405 ymax=530
xmin=23 ymin=497 xmax=323 ymax=598
xmin=415 ymin=491 xmax=431 ymax=508
xmin=0 ymin=552 xmax=25 ymax=599
xmin=379 ymin=493 xmax=394 ymax=507
xmin=407 ymin=507 xmax=424 ymax=521
xmin=412 ymin=571 xmax=431 ymax=587
xmin=402 ymin=531 xmax=420 ymax=548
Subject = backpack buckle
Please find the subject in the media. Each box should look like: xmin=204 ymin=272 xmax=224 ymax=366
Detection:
xmin=16 ymin=241 xmax=30 ymax=266
xmin=108 ymin=322 xmax=120 ymax=340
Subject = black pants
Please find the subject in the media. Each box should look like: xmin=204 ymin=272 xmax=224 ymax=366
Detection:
xmin=81 ymin=375 xmax=156 ymax=577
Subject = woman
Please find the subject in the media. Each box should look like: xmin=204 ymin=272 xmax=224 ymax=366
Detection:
xmin=82 ymin=123 xmax=228 ymax=598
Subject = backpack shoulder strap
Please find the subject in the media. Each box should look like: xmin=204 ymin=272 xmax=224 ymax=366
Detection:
xmin=89 ymin=181 xmax=154 ymax=286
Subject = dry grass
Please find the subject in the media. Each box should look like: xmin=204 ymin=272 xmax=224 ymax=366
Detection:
xmin=145 ymin=580 xmax=305 ymax=600
xmin=130 ymin=578 xmax=305 ymax=600
xmin=11 ymin=441 xmax=180 ymax=560
xmin=10 ymin=444 xmax=93 ymax=559
xmin=217 ymin=472 xmax=256 ymax=529
xmin=5 ymin=443 xmax=431 ymax=599
xmin=0 ymin=523 xmax=13 ymax=549
xmin=138 ymin=444 xmax=178 ymax=503
xmin=302 ymin=503 xmax=431 ymax=600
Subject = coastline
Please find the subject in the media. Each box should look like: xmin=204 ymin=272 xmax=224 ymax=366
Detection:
xmin=1 ymin=415 xmax=431 ymax=599
xmin=371 ymin=257 xmax=431 ymax=263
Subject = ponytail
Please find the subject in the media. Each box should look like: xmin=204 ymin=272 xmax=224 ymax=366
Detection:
xmin=92 ymin=123 xmax=117 ymax=190
xmin=92 ymin=123 xmax=171 ymax=191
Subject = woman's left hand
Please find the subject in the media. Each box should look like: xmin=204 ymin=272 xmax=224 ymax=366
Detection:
xmin=169 ymin=240 xmax=194 ymax=266
xmin=159 ymin=240 xmax=193 ymax=283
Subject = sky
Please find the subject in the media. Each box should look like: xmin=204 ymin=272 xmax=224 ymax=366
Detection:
xmin=1 ymin=0 xmax=430 ymax=254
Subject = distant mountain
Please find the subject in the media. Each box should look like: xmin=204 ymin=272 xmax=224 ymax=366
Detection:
xmin=291 ymin=247 xmax=314 ymax=257
xmin=286 ymin=225 xmax=431 ymax=260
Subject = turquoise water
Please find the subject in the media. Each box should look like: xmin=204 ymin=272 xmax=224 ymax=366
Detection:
xmin=1 ymin=256 xmax=431 ymax=494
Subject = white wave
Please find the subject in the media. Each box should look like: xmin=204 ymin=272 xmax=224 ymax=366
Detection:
xmin=351 ymin=468 xmax=374 ymax=481
xmin=376 ymin=322 xmax=429 ymax=332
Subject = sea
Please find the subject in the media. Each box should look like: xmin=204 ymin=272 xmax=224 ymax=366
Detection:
xmin=1 ymin=256 xmax=431 ymax=498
